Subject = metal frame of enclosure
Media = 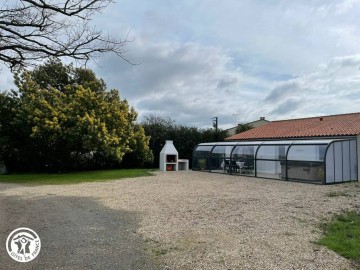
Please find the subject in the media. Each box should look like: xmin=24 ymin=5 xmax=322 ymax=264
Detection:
xmin=192 ymin=139 xmax=358 ymax=184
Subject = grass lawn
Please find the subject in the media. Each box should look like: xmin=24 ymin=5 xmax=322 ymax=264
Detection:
xmin=317 ymin=211 xmax=360 ymax=264
xmin=0 ymin=169 xmax=155 ymax=185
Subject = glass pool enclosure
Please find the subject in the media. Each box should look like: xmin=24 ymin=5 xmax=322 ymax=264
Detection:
xmin=192 ymin=139 xmax=358 ymax=184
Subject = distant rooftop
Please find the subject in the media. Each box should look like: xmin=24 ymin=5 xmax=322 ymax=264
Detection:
xmin=226 ymin=112 xmax=360 ymax=140
xmin=225 ymin=117 xmax=270 ymax=136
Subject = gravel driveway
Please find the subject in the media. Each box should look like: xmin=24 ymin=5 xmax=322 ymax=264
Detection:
xmin=0 ymin=194 xmax=158 ymax=270
xmin=0 ymin=171 xmax=359 ymax=269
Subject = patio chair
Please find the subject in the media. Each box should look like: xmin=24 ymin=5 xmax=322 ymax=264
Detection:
xmin=242 ymin=160 xmax=254 ymax=174
xmin=224 ymin=159 xmax=240 ymax=173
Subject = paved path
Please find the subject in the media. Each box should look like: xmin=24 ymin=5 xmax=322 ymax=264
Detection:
xmin=0 ymin=191 xmax=158 ymax=270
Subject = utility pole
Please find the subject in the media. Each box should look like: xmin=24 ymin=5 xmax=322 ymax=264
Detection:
xmin=212 ymin=116 xmax=218 ymax=141
xmin=212 ymin=117 xmax=218 ymax=132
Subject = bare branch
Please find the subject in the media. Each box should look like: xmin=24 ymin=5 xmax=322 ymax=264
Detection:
xmin=0 ymin=0 xmax=130 ymax=71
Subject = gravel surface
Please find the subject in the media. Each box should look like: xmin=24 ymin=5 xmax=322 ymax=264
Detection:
xmin=0 ymin=194 xmax=158 ymax=270
xmin=1 ymin=171 xmax=359 ymax=269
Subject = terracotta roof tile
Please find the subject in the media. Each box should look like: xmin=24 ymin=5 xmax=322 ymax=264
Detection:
xmin=226 ymin=112 xmax=360 ymax=141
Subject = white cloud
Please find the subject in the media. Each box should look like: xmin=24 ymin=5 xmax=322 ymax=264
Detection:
xmin=0 ymin=65 xmax=15 ymax=92
xmin=262 ymin=54 xmax=360 ymax=119
xmin=94 ymin=39 xmax=253 ymax=128
xmin=198 ymin=0 xmax=360 ymax=75
xmin=334 ymin=0 xmax=360 ymax=14
xmin=2 ymin=0 xmax=360 ymax=130
xmin=93 ymin=23 xmax=360 ymax=128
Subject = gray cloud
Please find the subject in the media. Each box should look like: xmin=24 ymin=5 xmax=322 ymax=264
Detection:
xmin=265 ymin=81 xmax=300 ymax=102
xmin=271 ymin=98 xmax=302 ymax=115
xmin=93 ymin=46 xmax=360 ymax=128
xmin=94 ymin=39 xmax=246 ymax=128
xmin=260 ymin=54 xmax=360 ymax=120
xmin=2 ymin=1 xmax=360 ymax=130
xmin=216 ymin=77 xmax=240 ymax=90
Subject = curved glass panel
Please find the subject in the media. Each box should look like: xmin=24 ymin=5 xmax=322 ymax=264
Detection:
xmin=232 ymin=145 xmax=258 ymax=159
xmin=211 ymin=146 xmax=233 ymax=158
xmin=325 ymin=144 xmax=335 ymax=183
xmin=334 ymin=142 xmax=343 ymax=182
xmin=210 ymin=146 xmax=234 ymax=173
xmin=256 ymin=160 xmax=283 ymax=179
xmin=287 ymin=161 xmax=324 ymax=182
xmin=194 ymin=145 xmax=213 ymax=157
xmin=256 ymin=145 xmax=288 ymax=160
xmin=192 ymin=139 xmax=356 ymax=184
xmin=287 ymin=145 xmax=326 ymax=161
xmin=231 ymin=145 xmax=257 ymax=176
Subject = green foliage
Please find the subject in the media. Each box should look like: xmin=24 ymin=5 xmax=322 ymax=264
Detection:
xmin=121 ymin=124 xmax=154 ymax=168
xmin=0 ymin=169 xmax=154 ymax=185
xmin=14 ymin=58 xmax=107 ymax=93
xmin=142 ymin=114 xmax=227 ymax=168
xmin=141 ymin=115 xmax=177 ymax=167
xmin=235 ymin=123 xmax=253 ymax=134
xmin=198 ymin=158 xmax=207 ymax=170
xmin=317 ymin=211 xmax=360 ymax=261
xmin=21 ymin=58 xmax=72 ymax=90
xmin=0 ymin=59 xmax=152 ymax=172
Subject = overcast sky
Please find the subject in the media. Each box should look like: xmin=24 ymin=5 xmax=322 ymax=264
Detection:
xmin=1 ymin=0 xmax=360 ymax=129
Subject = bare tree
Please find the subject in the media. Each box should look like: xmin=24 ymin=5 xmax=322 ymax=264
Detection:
xmin=0 ymin=0 xmax=130 ymax=70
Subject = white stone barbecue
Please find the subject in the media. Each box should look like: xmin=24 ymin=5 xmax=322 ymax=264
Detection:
xmin=159 ymin=140 xmax=179 ymax=171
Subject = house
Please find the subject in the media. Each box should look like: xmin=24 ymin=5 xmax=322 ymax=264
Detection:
xmin=225 ymin=117 xmax=269 ymax=136
xmin=193 ymin=112 xmax=360 ymax=184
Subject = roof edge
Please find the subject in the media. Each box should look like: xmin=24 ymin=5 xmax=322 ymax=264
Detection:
xmin=269 ymin=111 xmax=360 ymax=123
xmin=225 ymin=134 xmax=358 ymax=141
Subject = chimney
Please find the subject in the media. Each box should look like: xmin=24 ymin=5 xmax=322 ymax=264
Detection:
xmin=260 ymin=117 xmax=265 ymax=120
xmin=319 ymin=117 xmax=323 ymax=121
